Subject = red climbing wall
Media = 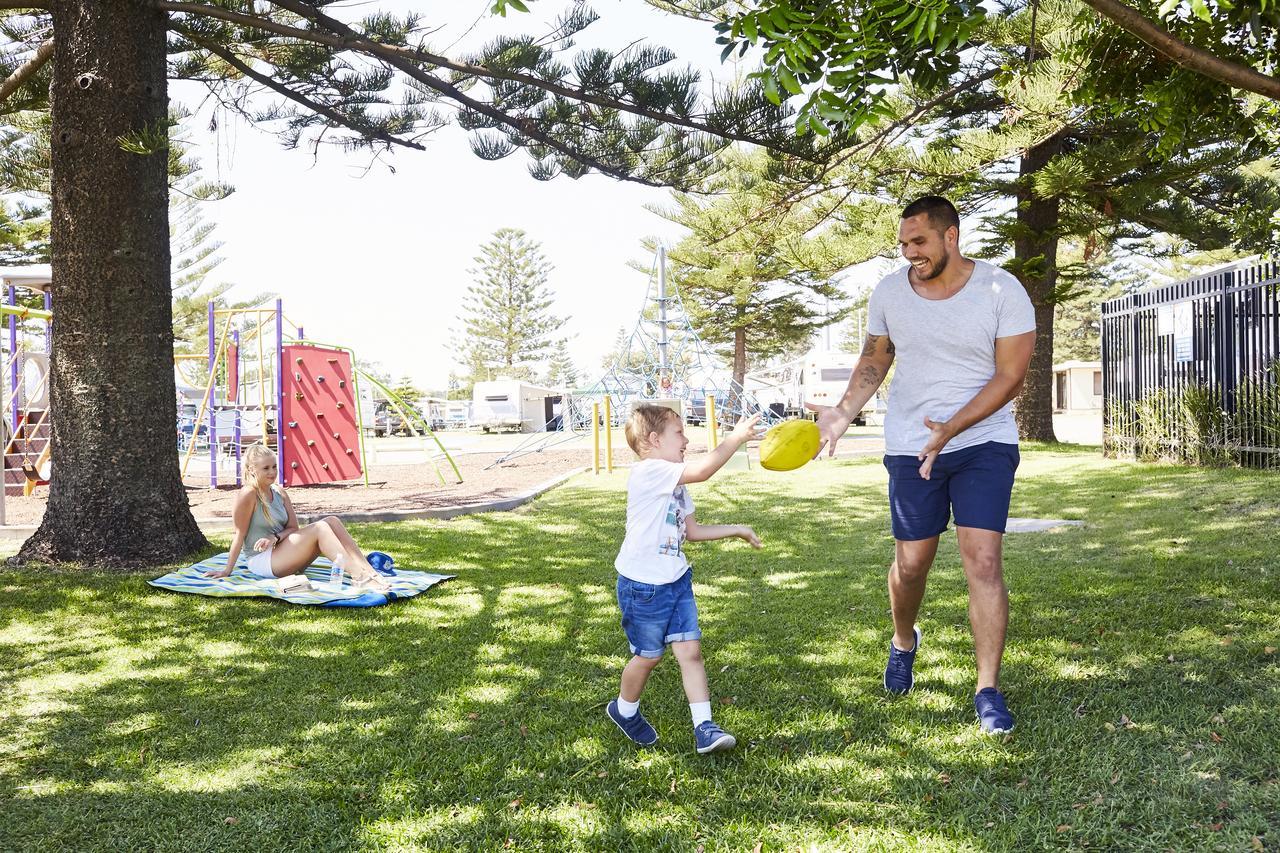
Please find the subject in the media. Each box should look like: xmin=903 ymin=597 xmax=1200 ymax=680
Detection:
xmin=280 ymin=345 xmax=363 ymax=486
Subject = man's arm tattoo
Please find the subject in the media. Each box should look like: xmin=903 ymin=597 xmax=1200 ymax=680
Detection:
xmin=860 ymin=333 xmax=895 ymax=358
xmin=854 ymin=363 xmax=883 ymax=389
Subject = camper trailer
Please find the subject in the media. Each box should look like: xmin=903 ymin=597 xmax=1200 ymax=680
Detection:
xmin=444 ymin=400 xmax=471 ymax=429
xmin=748 ymin=349 xmax=878 ymax=424
xmin=471 ymin=379 xmax=558 ymax=433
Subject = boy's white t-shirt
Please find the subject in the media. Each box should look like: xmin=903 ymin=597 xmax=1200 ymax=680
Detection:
xmin=615 ymin=458 xmax=694 ymax=585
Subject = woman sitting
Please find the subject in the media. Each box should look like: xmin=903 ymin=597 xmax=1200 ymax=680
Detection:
xmin=204 ymin=443 xmax=389 ymax=590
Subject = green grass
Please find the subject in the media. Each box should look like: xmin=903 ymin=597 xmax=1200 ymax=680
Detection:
xmin=2 ymin=446 xmax=1279 ymax=851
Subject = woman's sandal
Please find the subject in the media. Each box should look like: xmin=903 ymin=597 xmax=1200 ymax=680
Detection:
xmin=353 ymin=571 xmax=392 ymax=592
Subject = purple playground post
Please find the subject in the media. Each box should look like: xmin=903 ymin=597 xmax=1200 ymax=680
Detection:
xmin=275 ymin=299 xmax=284 ymax=485
xmin=207 ymin=301 xmax=217 ymax=487
xmin=8 ymin=285 xmax=17 ymax=434
xmin=297 ymin=325 xmax=304 ymax=341
xmin=233 ymin=330 xmax=242 ymax=486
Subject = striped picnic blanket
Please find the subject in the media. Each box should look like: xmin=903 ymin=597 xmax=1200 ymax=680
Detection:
xmin=148 ymin=552 xmax=453 ymax=608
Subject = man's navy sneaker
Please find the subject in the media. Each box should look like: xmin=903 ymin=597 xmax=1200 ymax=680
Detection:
xmin=694 ymin=720 xmax=736 ymax=754
xmin=883 ymin=626 xmax=921 ymax=695
xmin=975 ymin=687 xmax=1015 ymax=735
xmin=606 ymin=700 xmax=658 ymax=746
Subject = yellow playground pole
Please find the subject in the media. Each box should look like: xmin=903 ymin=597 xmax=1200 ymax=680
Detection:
xmin=707 ymin=395 xmax=719 ymax=450
xmin=604 ymin=396 xmax=614 ymax=473
xmin=592 ymin=402 xmax=601 ymax=474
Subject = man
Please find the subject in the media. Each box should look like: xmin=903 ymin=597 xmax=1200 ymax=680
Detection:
xmin=808 ymin=196 xmax=1036 ymax=734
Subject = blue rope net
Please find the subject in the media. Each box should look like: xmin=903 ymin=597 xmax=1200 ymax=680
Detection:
xmin=487 ymin=252 xmax=777 ymax=469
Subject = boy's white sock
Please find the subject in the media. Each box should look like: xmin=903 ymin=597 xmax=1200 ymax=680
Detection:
xmin=615 ymin=696 xmax=640 ymax=718
xmin=690 ymin=701 xmax=712 ymax=726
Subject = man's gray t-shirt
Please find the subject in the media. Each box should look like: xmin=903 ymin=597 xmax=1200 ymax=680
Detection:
xmin=867 ymin=259 xmax=1036 ymax=456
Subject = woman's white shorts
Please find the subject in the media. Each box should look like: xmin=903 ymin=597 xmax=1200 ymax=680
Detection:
xmin=247 ymin=546 xmax=276 ymax=578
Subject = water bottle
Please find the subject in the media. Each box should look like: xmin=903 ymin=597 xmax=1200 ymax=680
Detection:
xmin=328 ymin=553 xmax=346 ymax=590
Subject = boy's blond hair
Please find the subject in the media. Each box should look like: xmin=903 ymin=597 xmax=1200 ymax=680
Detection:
xmin=624 ymin=404 xmax=680 ymax=455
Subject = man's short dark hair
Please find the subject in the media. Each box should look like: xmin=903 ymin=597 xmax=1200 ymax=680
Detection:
xmin=901 ymin=196 xmax=960 ymax=234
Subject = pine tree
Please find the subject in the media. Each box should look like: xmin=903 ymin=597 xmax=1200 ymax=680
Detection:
xmin=644 ymin=149 xmax=893 ymax=389
xmin=391 ymin=376 xmax=424 ymax=408
xmin=457 ymin=228 xmax=566 ymax=388
xmin=544 ymin=339 xmax=580 ymax=389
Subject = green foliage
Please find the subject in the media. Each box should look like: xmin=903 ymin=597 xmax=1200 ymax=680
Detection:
xmin=1107 ymin=368 xmax=1280 ymax=468
xmin=391 ymin=375 xmax=426 ymax=407
xmin=1074 ymin=0 xmax=1280 ymax=150
xmin=0 ymin=198 xmax=47 ymax=265
xmin=157 ymin=3 xmax=813 ymax=189
xmin=455 ymin=228 xmax=567 ymax=387
xmin=717 ymin=0 xmax=1279 ymax=144
xmin=715 ymin=0 xmax=986 ymax=137
xmin=543 ymin=338 xmax=580 ymax=389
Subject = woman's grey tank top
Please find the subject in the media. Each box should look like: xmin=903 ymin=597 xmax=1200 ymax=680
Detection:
xmin=245 ymin=487 xmax=288 ymax=546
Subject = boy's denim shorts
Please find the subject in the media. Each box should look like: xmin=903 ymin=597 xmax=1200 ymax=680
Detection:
xmin=616 ymin=569 xmax=701 ymax=659
xmin=884 ymin=441 xmax=1020 ymax=541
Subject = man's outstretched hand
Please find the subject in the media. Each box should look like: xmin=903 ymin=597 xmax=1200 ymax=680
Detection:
xmin=805 ymin=402 xmax=853 ymax=458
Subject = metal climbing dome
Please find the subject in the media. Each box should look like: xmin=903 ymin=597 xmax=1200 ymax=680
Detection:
xmin=487 ymin=247 xmax=776 ymax=468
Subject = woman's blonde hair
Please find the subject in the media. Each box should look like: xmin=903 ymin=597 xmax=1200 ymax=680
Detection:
xmin=624 ymin=404 xmax=680 ymax=455
xmin=243 ymin=443 xmax=278 ymax=526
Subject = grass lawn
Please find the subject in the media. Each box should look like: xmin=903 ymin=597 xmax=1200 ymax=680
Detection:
xmin=2 ymin=446 xmax=1278 ymax=851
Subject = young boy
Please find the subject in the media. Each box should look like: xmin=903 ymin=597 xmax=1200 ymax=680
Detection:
xmin=607 ymin=403 xmax=762 ymax=754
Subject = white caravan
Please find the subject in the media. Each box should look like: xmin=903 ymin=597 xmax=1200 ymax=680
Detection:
xmin=471 ymin=379 xmax=558 ymax=433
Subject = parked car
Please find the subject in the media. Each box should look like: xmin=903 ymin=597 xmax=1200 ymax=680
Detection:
xmin=372 ymin=402 xmax=412 ymax=437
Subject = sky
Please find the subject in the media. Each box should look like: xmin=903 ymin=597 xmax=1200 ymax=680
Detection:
xmin=169 ymin=1 xmax=894 ymax=392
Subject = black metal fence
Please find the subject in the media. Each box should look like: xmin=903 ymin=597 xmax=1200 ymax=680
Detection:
xmin=1100 ymin=257 xmax=1280 ymax=467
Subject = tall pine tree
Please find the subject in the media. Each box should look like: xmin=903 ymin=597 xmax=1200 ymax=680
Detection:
xmin=643 ymin=149 xmax=893 ymax=389
xmin=457 ymin=228 xmax=567 ymax=385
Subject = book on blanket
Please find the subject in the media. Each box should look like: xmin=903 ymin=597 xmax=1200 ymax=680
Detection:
xmin=277 ymin=574 xmax=313 ymax=593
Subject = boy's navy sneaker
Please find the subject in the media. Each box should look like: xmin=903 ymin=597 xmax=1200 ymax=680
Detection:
xmin=606 ymin=700 xmax=658 ymax=746
xmin=694 ymin=720 xmax=736 ymax=754
xmin=883 ymin=626 xmax=922 ymax=695
xmin=975 ymin=687 xmax=1015 ymax=735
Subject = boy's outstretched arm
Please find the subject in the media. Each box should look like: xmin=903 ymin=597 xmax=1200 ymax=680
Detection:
xmin=685 ymin=518 xmax=762 ymax=548
xmin=680 ymin=414 xmax=761 ymax=485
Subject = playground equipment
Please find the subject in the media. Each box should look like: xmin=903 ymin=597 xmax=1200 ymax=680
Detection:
xmin=490 ymin=246 xmax=775 ymax=471
xmin=177 ymin=301 xmax=461 ymax=488
xmin=0 ymin=266 xmax=54 ymax=515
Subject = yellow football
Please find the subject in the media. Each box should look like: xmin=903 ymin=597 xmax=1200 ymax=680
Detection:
xmin=759 ymin=419 xmax=821 ymax=471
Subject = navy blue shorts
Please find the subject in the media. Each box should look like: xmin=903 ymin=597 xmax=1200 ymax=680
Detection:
xmin=883 ymin=442 xmax=1020 ymax=541
xmin=616 ymin=569 xmax=701 ymax=659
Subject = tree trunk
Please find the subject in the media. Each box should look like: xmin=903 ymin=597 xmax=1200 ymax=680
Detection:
xmin=20 ymin=0 xmax=208 ymax=567
xmin=1010 ymin=132 xmax=1064 ymax=443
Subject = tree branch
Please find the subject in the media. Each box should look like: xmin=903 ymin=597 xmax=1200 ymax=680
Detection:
xmin=179 ymin=32 xmax=427 ymax=152
xmin=0 ymin=1 xmax=48 ymax=7
xmin=1078 ymin=0 xmax=1280 ymax=99
xmin=155 ymin=0 xmax=794 ymax=152
xmin=0 ymin=38 xmax=53 ymax=110
xmin=162 ymin=1 xmax=675 ymax=186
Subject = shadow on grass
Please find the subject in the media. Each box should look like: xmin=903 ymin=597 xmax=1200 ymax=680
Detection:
xmin=1 ymin=448 xmax=1278 ymax=850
